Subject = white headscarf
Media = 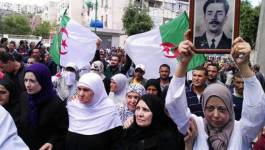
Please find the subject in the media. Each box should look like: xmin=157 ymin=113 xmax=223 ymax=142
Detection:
xmin=0 ymin=106 xmax=29 ymax=150
xmin=110 ymin=74 xmax=128 ymax=104
xmin=67 ymin=72 xmax=122 ymax=135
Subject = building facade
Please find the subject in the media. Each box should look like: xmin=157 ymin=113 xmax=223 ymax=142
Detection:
xmin=134 ymin=0 xmax=189 ymax=27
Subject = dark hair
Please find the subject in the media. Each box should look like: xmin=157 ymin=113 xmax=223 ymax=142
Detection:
xmin=159 ymin=64 xmax=170 ymax=71
xmin=203 ymin=0 xmax=229 ymax=15
xmin=0 ymin=52 xmax=15 ymax=63
xmin=253 ymin=64 xmax=260 ymax=72
xmin=0 ymin=38 xmax=8 ymax=44
xmin=207 ymin=63 xmax=219 ymax=71
xmin=193 ymin=66 xmax=208 ymax=76
xmin=233 ymin=71 xmax=242 ymax=79
xmin=145 ymin=79 xmax=162 ymax=97
xmin=111 ymin=54 xmax=120 ymax=62
xmin=9 ymin=41 xmax=16 ymax=47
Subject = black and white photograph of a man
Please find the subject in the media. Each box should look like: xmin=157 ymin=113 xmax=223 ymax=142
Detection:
xmin=194 ymin=0 xmax=234 ymax=50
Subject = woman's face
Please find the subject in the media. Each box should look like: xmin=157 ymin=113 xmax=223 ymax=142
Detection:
xmin=110 ymin=80 xmax=118 ymax=92
xmin=135 ymin=100 xmax=153 ymax=127
xmin=0 ymin=85 xmax=10 ymax=105
xmin=205 ymin=96 xmax=230 ymax=128
xmin=77 ymin=85 xmax=94 ymax=104
xmin=126 ymin=92 xmax=140 ymax=111
xmin=146 ymin=85 xmax=158 ymax=96
xmin=24 ymin=72 xmax=42 ymax=94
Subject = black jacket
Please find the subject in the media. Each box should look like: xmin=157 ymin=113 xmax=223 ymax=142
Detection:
xmin=18 ymin=92 xmax=69 ymax=150
xmin=195 ymin=32 xmax=232 ymax=49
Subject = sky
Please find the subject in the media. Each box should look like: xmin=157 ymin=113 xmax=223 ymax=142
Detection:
xmin=0 ymin=0 xmax=262 ymax=7
xmin=249 ymin=0 xmax=262 ymax=7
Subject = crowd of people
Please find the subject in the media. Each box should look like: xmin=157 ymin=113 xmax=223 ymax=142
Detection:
xmin=0 ymin=32 xmax=265 ymax=150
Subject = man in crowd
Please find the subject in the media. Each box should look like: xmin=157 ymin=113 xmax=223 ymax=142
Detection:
xmin=104 ymin=54 xmax=132 ymax=79
xmin=231 ymin=72 xmax=244 ymax=120
xmin=253 ymin=64 xmax=265 ymax=92
xmin=129 ymin=64 xmax=147 ymax=86
xmin=0 ymin=52 xmax=26 ymax=94
xmin=155 ymin=64 xmax=172 ymax=93
xmin=7 ymin=41 xmax=18 ymax=55
xmin=186 ymin=66 xmax=208 ymax=117
xmin=206 ymin=63 xmax=221 ymax=84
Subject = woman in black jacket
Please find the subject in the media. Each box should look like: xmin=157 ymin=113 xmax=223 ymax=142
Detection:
xmin=119 ymin=94 xmax=184 ymax=150
xmin=18 ymin=63 xmax=69 ymax=150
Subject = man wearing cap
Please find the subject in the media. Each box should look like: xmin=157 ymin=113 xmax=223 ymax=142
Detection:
xmin=52 ymin=62 xmax=78 ymax=103
xmin=128 ymin=64 xmax=147 ymax=86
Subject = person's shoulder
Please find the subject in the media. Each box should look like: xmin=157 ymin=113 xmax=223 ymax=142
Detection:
xmin=195 ymin=33 xmax=208 ymax=48
xmin=0 ymin=105 xmax=8 ymax=117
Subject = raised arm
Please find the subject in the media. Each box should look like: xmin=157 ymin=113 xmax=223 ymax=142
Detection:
xmin=231 ymin=37 xmax=265 ymax=145
xmin=165 ymin=31 xmax=195 ymax=134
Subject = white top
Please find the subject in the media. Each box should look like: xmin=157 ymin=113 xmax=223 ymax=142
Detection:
xmin=0 ymin=106 xmax=29 ymax=150
xmin=67 ymin=73 xmax=122 ymax=135
xmin=166 ymin=75 xmax=265 ymax=150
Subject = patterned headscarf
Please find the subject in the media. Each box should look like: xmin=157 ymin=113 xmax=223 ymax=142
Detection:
xmin=201 ymin=83 xmax=234 ymax=150
xmin=127 ymin=83 xmax=146 ymax=97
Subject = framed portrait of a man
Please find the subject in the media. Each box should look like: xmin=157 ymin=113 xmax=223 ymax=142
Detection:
xmin=189 ymin=0 xmax=240 ymax=53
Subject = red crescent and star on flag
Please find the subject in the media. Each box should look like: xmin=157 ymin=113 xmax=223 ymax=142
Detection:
xmin=160 ymin=42 xmax=180 ymax=58
xmin=59 ymin=27 xmax=68 ymax=55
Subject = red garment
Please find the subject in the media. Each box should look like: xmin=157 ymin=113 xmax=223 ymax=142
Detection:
xmin=253 ymin=134 xmax=265 ymax=150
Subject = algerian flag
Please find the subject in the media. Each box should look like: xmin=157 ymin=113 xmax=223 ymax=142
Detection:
xmin=125 ymin=12 xmax=206 ymax=79
xmin=50 ymin=12 xmax=99 ymax=69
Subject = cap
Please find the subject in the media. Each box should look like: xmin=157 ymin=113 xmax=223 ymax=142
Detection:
xmin=91 ymin=61 xmax=105 ymax=79
xmin=65 ymin=62 xmax=78 ymax=72
xmin=135 ymin=64 xmax=145 ymax=72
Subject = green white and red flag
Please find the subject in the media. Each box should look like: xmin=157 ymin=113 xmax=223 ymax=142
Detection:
xmin=125 ymin=12 xmax=206 ymax=79
xmin=50 ymin=12 xmax=99 ymax=69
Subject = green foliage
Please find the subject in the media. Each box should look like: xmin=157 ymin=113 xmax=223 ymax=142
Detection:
xmin=122 ymin=5 xmax=153 ymax=36
xmin=33 ymin=21 xmax=51 ymax=38
xmin=240 ymin=0 xmax=261 ymax=48
xmin=2 ymin=15 xmax=31 ymax=35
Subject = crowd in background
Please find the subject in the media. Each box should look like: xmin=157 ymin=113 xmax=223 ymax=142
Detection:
xmin=0 ymin=36 xmax=265 ymax=150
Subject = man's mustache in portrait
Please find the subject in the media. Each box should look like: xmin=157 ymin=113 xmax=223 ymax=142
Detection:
xmin=209 ymin=21 xmax=221 ymax=25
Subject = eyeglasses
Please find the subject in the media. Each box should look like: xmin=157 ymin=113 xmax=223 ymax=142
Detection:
xmin=205 ymin=105 xmax=228 ymax=113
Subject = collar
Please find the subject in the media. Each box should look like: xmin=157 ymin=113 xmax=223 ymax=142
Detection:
xmin=233 ymin=88 xmax=243 ymax=98
xmin=206 ymin=32 xmax=223 ymax=48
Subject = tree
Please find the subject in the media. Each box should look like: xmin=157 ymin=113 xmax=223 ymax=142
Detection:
xmin=33 ymin=21 xmax=51 ymax=38
xmin=2 ymin=15 xmax=31 ymax=35
xmin=240 ymin=1 xmax=261 ymax=48
xmin=122 ymin=5 xmax=153 ymax=36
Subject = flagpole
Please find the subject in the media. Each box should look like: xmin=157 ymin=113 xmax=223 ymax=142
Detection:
xmin=95 ymin=0 xmax=98 ymax=33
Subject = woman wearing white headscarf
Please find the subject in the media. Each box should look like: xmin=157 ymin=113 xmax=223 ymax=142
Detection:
xmin=0 ymin=105 xmax=29 ymax=150
xmin=66 ymin=72 xmax=123 ymax=150
xmin=109 ymin=73 xmax=128 ymax=104
xmin=166 ymin=36 xmax=265 ymax=150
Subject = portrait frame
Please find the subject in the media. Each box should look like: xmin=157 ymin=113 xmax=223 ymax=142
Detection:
xmin=189 ymin=0 xmax=240 ymax=54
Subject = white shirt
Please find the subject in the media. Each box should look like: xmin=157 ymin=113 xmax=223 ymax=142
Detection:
xmin=166 ymin=75 xmax=265 ymax=150
xmin=0 ymin=106 xmax=29 ymax=150
xmin=206 ymin=32 xmax=223 ymax=48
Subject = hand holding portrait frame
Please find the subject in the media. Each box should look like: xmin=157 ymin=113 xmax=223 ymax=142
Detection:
xmin=189 ymin=0 xmax=240 ymax=54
